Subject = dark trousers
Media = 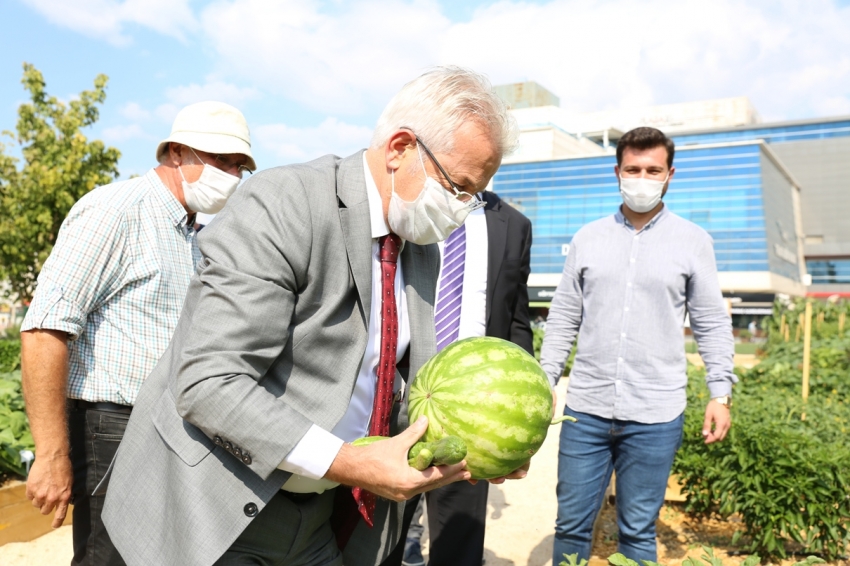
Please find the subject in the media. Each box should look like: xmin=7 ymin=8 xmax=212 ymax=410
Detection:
xmin=68 ymin=404 xmax=130 ymax=566
xmin=382 ymin=481 xmax=489 ymax=566
xmin=214 ymin=490 xmax=342 ymax=565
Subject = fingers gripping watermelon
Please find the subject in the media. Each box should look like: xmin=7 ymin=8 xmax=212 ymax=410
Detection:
xmin=408 ymin=336 xmax=555 ymax=480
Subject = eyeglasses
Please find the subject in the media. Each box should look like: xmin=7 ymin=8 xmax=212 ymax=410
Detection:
xmin=191 ymin=148 xmax=253 ymax=177
xmin=211 ymin=154 xmax=253 ymax=176
xmin=410 ymin=133 xmax=485 ymax=212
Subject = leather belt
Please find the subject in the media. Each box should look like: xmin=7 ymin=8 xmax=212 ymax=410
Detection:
xmin=70 ymin=399 xmax=133 ymax=415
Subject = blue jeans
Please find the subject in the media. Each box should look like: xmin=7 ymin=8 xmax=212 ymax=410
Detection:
xmin=552 ymin=406 xmax=684 ymax=565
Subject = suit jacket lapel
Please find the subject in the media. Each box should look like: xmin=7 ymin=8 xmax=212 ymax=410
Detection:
xmin=337 ymin=151 xmax=373 ymax=324
xmin=484 ymin=194 xmax=508 ymax=327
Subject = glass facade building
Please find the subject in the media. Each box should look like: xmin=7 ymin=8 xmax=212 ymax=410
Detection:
xmin=493 ymin=142 xmax=801 ymax=282
xmin=495 ymin=112 xmax=850 ymax=301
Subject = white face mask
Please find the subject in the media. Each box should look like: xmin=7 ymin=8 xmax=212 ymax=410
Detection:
xmin=387 ymin=144 xmax=475 ymax=245
xmin=619 ymin=173 xmax=668 ymax=214
xmin=179 ymin=148 xmax=240 ymax=214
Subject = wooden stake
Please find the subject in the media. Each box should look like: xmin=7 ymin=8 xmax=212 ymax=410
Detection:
xmin=781 ymin=314 xmax=787 ymax=341
xmin=785 ymin=325 xmax=790 ymax=342
xmin=801 ymin=301 xmax=813 ymax=421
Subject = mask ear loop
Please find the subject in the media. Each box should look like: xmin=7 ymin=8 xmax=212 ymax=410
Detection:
xmin=415 ymin=142 xmax=427 ymax=178
xmin=178 ymin=146 xmax=204 ymax=183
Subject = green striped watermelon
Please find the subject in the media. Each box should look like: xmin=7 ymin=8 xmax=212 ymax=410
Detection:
xmin=408 ymin=336 xmax=554 ymax=480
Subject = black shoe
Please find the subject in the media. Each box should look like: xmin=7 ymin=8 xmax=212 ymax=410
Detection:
xmin=401 ymin=539 xmax=425 ymax=566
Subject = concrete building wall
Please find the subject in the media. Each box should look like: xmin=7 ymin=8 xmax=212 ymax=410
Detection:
xmin=768 ymin=137 xmax=850 ymax=257
xmin=759 ymin=152 xmax=803 ymax=282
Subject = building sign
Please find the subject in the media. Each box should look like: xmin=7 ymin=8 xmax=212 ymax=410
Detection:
xmin=774 ymin=243 xmax=798 ymax=265
xmin=530 ymin=287 xmax=558 ymax=302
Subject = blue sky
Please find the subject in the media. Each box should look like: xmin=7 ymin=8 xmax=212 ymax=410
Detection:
xmin=2 ymin=0 xmax=850 ymax=179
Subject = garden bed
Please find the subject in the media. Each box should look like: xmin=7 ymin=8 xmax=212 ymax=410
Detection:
xmin=0 ymin=480 xmax=72 ymax=546
xmin=591 ymin=500 xmax=849 ymax=565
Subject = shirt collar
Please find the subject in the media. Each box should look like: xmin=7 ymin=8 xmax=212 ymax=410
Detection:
xmin=615 ymin=203 xmax=669 ymax=232
xmin=363 ymin=153 xmax=391 ymax=239
xmin=146 ymin=169 xmax=195 ymax=234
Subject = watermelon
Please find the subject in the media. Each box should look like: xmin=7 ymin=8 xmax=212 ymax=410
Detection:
xmin=408 ymin=336 xmax=556 ymax=480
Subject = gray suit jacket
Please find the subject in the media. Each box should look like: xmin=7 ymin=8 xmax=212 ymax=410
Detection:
xmin=102 ymin=151 xmax=439 ymax=566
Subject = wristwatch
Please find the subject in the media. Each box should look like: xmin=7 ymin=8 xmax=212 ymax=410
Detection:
xmin=712 ymin=395 xmax=732 ymax=408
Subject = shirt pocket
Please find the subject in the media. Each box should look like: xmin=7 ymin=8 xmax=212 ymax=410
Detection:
xmin=151 ymin=389 xmax=215 ymax=467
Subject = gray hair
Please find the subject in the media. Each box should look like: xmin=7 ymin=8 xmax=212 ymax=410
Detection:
xmin=371 ymin=66 xmax=518 ymax=157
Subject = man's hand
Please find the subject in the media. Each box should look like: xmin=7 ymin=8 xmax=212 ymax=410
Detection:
xmin=324 ymin=416 xmax=471 ymax=501
xmin=474 ymin=460 xmax=530 ymax=486
xmin=702 ymin=400 xmax=731 ymax=444
xmin=26 ymin=452 xmax=73 ymax=528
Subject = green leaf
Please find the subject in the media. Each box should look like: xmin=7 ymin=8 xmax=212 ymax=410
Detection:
xmin=559 ymin=553 xmax=587 ymax=566
xmin=607 ymin=553 xmax=639 ymax=566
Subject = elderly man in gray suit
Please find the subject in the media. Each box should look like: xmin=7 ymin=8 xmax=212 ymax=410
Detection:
xmin=102 ymin=66 xmax=519 ymax=566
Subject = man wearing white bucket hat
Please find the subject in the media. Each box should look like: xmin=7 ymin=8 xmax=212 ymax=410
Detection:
xmin=20 ymin=101 xmax=254 ymax=565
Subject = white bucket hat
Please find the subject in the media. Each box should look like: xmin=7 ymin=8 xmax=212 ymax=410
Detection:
xmin=156 ymin=101 xmax=256 ymax=171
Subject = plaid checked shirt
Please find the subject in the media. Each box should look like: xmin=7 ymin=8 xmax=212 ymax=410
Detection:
xmin=22 ymin=170 xmax=201 ymax=405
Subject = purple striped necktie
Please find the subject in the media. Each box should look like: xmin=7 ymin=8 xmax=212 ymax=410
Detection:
xmin=435 ymin=224 xmax=466 ymax=352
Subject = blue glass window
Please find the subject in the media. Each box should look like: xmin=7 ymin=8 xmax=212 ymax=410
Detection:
xmin=807 ymin=259 xmax=850 ymax=284
xmin=494 ymin=143 xmax=772 ymax=275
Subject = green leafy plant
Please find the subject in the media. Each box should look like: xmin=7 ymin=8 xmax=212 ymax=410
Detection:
xmin=0 ymin=371 xmax=34 ymax=477
xmin=560 ymin=553 xmax=588 ymax=566
xmin=674 ymin=299 xmax=850 ymax=561
xmin=0 ymin=339 xmax=21 ymax=372
xmin=2 ymin=324 xmax=21 ymax=341
xmin=532 ymin=326 xmax=575 ymax=375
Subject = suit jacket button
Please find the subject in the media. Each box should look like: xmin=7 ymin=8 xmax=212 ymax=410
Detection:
xmin=224 ymin=441 xmax=233 ymax=453
xmin=242 ymin=453 xmax=252 ymax=465
xmin=214 ymin=436 xmax=223 ymax=446
xmin=234 ymin=447 xmax=242 ymax=458
xmin=244 ymin=503 xmax=258 ymax=517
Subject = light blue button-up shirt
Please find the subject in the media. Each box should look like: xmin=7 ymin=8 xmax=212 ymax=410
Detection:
xmin=540 ymin=205 xmax=736 ymax=424
xmin=23 ymin=170 xmax=201 ymax=405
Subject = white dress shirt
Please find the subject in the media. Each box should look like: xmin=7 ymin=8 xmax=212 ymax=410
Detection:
xmin=436 ymin=207 xmax=489 ymax=340
xmin=279 ymin=154 xmax=410 ymax=493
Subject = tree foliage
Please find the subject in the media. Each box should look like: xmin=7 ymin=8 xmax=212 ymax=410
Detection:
xmin=0 ymin=63 xmax=120 ymax=302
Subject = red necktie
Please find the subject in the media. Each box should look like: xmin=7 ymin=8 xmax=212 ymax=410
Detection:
xmin=332 ymin=233 xmax=401 ymax=549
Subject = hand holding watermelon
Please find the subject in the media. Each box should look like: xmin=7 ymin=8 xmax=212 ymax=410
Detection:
xmin=324 ymin=416 xmax=472 ymax=502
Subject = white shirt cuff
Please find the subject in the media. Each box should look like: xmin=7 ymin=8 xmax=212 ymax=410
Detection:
xmin=276 ymin=424 xmax=345 ymax=480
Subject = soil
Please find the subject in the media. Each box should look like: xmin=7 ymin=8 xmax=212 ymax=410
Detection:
xmin=593 ymin=500 xmax=850 ymax=566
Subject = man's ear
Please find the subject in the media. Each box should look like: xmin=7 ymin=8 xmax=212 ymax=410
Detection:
xmin=385 ymin=130 xmax=417 ymax=172
xmin=168 ymin=143 xmax=186 ymax=166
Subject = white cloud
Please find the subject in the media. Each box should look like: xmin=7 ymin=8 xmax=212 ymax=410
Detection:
xmin=199 ymin=0 xmax=850 ymax=121
xmin=21 ymin=0 xmax=196 ymax=45
xmin=101 ymin=123 xmax=151 ymax=142
xmin=163 ymin=80 xmax=260 ymax=107
xmin=150 ymin=79 xmax=260 ymax=123
xmin=119 ymin=102 xmax=151 ymax=121
xmin=253 ymin=117 xmax=373 ymax=163
xmin=200 ymin=0 xmax=450 ymax=114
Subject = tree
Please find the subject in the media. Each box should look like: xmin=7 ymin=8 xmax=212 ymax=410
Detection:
xmin=0 ymin=63 xmax=120 ymax=302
